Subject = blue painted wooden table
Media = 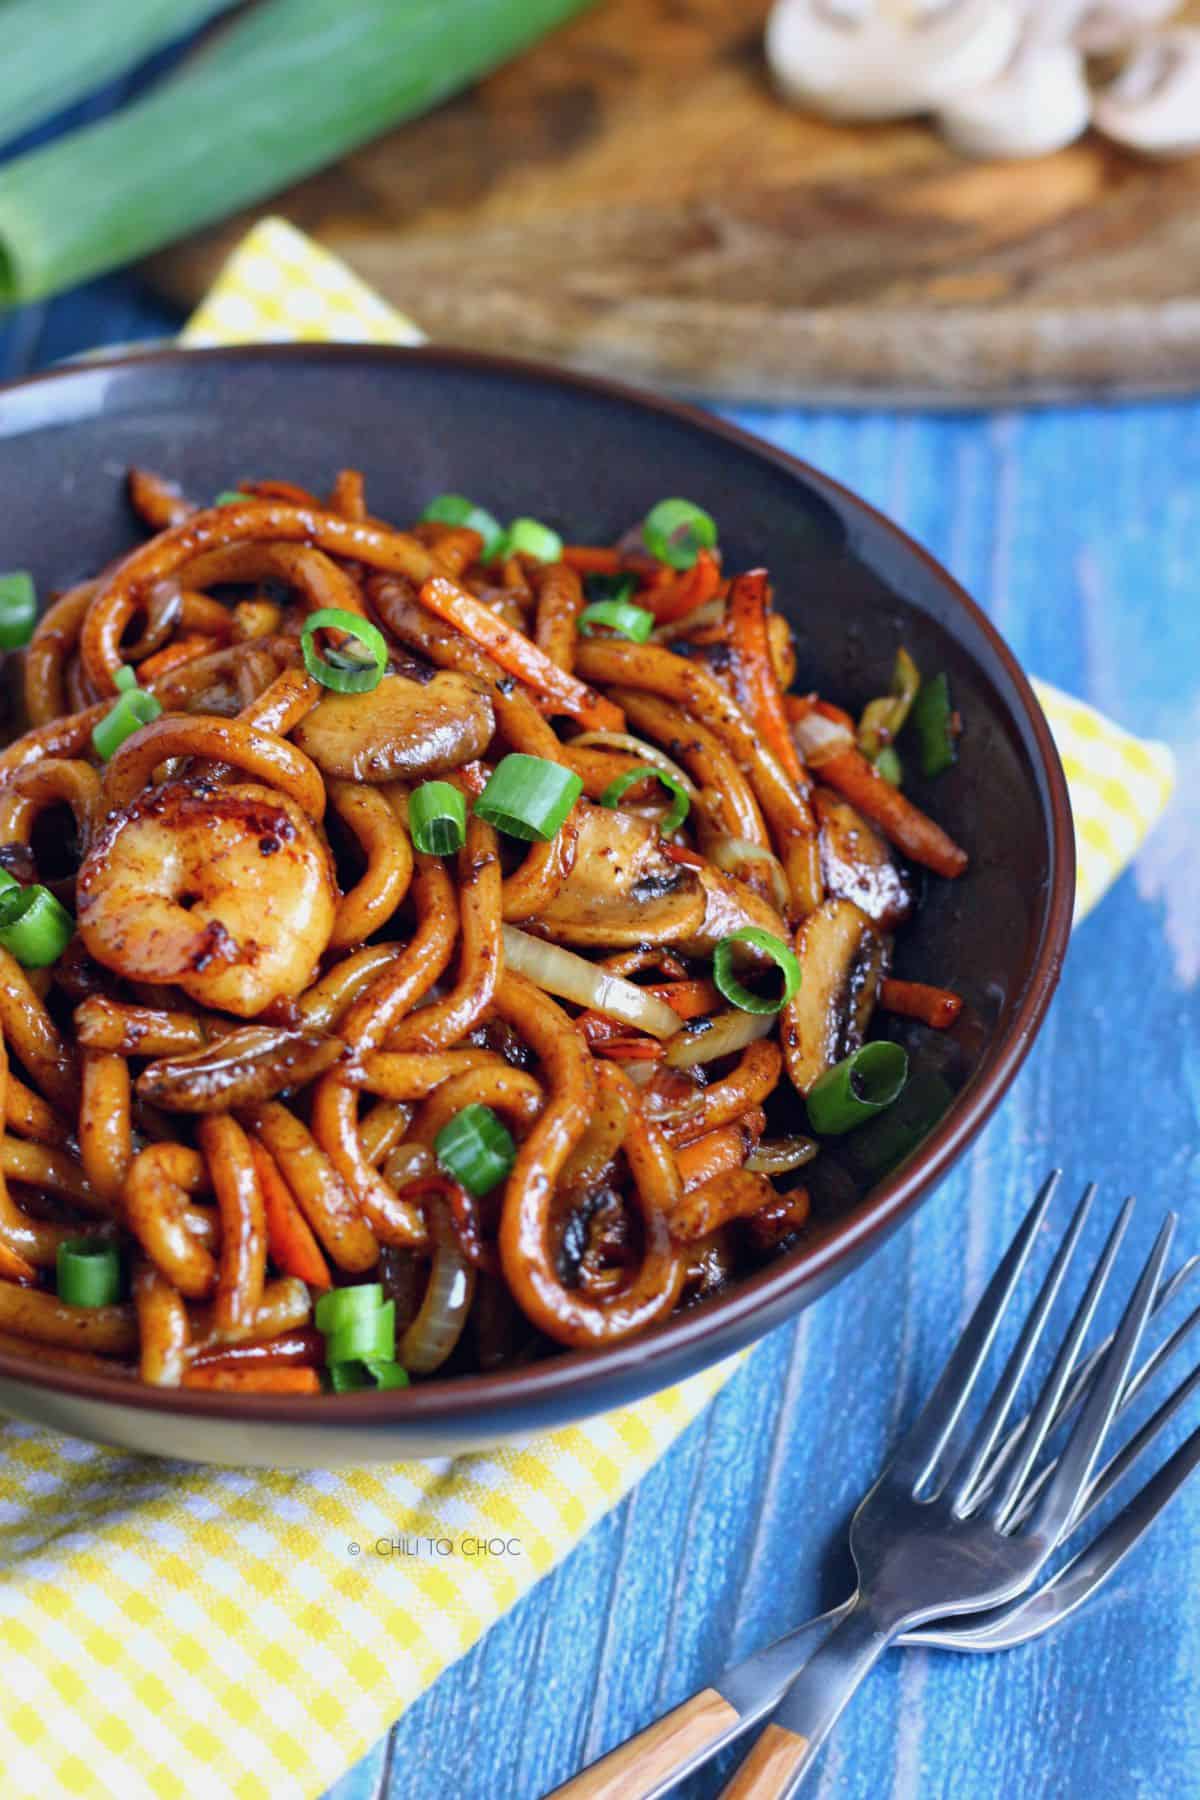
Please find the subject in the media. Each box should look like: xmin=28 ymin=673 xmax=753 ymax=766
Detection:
xmin=2 ymin=274 xmax=1197 ymax=1799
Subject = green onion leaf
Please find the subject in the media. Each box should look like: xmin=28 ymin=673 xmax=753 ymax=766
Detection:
xmin=500 ymin=518 xmax=564 ymax=565
xmin=215 ymin=489 xmax=251 ymax=507
xmin=583 ymin=573 xmax=638 ymax=607
xmin=578 ymin=599 xmax=655 ymax=644
xmin=0 ymin=571 xmax=37 ymax=650
xmin=56 ymin=1238 xmax=120 ymax=1308
xmin=712 ymin=927 xmax=801 ymax=1016
xmin=858 ymin=646 xmax=921 ymax=761
xmin=113 ymin=664 xmax=138 ymax=693
xmin=805 ymin=1042 xmax=909 ymax=1136
xmin=474 ymin=754 xmax=582 ymax=842
xmin=363 ymin=1359 xmax=410 ymax=1390
xmin=409 ymin=780 xmax=468 ymax=856
xmin=300 ymin=607 xmax=387 ymax=695
xmin=420 ymin=494 xmax=505 ymax=560
xmin=91 ymin=686 xmax=163 ymax=761
xmin=314 ymin=1283 xmax=384 ymax=1336
xmin=328 ymin=1357 xmax=410 ymax=1393
xmin=642 ymin=498 xmax=718 ymax=571
xmin=324 ymin=1299 xmax=396 ymax=1367
xmin=874 ymin=746 xmax=903 ymax=788
xmin=0 ymin=883 xmax=73 ymax=967
xmin=908 ymin=672 xmax=958 ymax=779
xmin=599 ymin=764 xmax=690 ymax=837
xmin=0 ymin=870 xmax=18 ymax=896
xmin=435 ymin=1104 xmax=516 ymax=1196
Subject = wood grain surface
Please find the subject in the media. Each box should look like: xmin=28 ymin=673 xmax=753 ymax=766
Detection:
xmin=149 ymin=0 xmax=1200 ymax=405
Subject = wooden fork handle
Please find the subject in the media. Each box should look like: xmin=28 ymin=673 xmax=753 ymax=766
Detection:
xmin=718 ymin=1723 xmax=810 ymax=1798
xmin=545 ymin=1687 xmax=741 ymax=1799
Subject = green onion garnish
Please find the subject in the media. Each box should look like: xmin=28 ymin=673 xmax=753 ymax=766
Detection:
xmin=435 ymin=1103 xmax=516 ymax=1196
xmin=712 ymin=927 xmax=802 ymax=1016
xmin=0 ymin=883 xmax=73 ymax=967
xmin=874 ymin=747 xmax=903 ymax=788
xmin=0 ymin=870 xmax=17 ymax=896
xmin=56 ymin=1238 xmax=120 ymax=1308
xmin=409 ymin=780 xmax=468 ymax=856
xmin=501 ymin=518 xmax=563 ymax=565
xmin=314 ymin=1283 xmax=384 ymax=1336
xmin=583 ymin=572 xmax=638 ymax=607
xmin=642 ymin=498 xmax=718 ymax=571
xmin=300 ymin=607 xmax=387 ymax=695
xmin=91 ymin=682 xmax=163 ymax=761
xmin=908 ymin=672 xmax=958 ymax=779
xmin=806 ymin=1042 xmax=909 ymax=1136
xmin=420 ymin=494 xmax=505 ymax=561
xmin=0 ymin=571 xmax=37 ymax=650
xmin=578 ymin=599 xmax=655 ymax=644
xmin=474 ymin=754 xmax=582 ymax=843
xmin=328 ymin=1359 xmax=410 ymax=1393
xmin=599 ymin=764 xmax=690 ymax=837
xmin=215 ymin=489 xmax=251 ymax=507
xmin=324 ymin=1299 xmax=396 ymax=1368
xmin=858 ymin=647 xmax=920 ymax=762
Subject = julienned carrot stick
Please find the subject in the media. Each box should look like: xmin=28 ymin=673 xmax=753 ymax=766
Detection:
xmin=811 ymin=746 xmax=969 ymax=879
xmin=561 ymin=546 xmax=622 ymax=574
xmin=249 ymin=1139 xmax=332 ymax=1290
xmin=879 ymin=979 xmax=964 ymax=1029
xmin=183 ymin=1366 xmax=322 ymax=1394
xmin=645 ymin=548 xmax=722 ymax=624
xmin=419 ymin=574 xmax=624 ymax=730
xmin=728 ymin=569 xmax=806 ymax=788
xmin=592 ymin=1039 xmax=667 ymax=1063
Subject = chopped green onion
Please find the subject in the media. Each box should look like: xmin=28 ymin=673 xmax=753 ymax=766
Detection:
xmin=0 ymin=869 xmax=19 ymax=897
xmin=474 ymin=754 xmax=582 ymax=843
xmin=583 ymin=573 xmax=638 ymax=607
xmin=56 ymin=1238 xmax=120 ymax=1308
xmin=364 ymin=1359 xmax=410 ymax=1390
xmin=578 ymin=600 xmax=655 ymax=644
xmin=642 ymin=498 xmax=718 ymax=571
xmin=91 ymin=686 xmax=163 ymax=761
xmin=874 ymin=747 xmax=903 ymax=788
xmin=324 ymin=1299 xmax=396 ymax=1367
xmin=712 ymin=927 xmax=802 ymax=1016
xmin=409 ymin=781 xmax=468 ymax=856
xmin=314 ymin=1283 xmax=384 ymax=1336
xmin=0 ymin=571 xmax=37 ymax=650
xmin=908 ymin=672 xmax=958 ymax=778
xmin=113 ymin=664 xmax=138 ymax=693
xmin=500 ymin=518 xmax=564 ymax=565
xmin=328 ymin=1358 xmax=410 ymax=1393
xmin=805 ymin=1042 xmax=909 ymax=1136
xmin=599 ymin=765 xmax=690 ymax=837
xmin=858 ymin=647 xmax=921 ymax=761
xmin=420 ymin=494 xmax=505 ymax=560
xmin=300 ymin=607 xmax=387 ymax=695
xmin=435 ymin=1104 xmax=516 ymax=1196
xmin=0 ymin=884 xmax=73 ymax=967
xmin=215 ymin=489 xmax=251 ymax=507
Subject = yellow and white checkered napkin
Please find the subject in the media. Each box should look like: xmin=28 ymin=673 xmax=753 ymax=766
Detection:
xmin=0 ymin=217 xmax=1176 ymax=1800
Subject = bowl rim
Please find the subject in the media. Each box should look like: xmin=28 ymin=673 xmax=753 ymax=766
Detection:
xmin=0 ymin=339 xmax=1075 ymax=1425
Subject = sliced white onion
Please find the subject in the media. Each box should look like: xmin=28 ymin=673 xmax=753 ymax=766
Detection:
xmin=747 ymin=1136 xmax=819 ymax=1176
xmin=710 ymin=837 xmax=791 ymax=915
xmin=399 ymin=1232 xmax=475 ymax=1375
xmin=383 ymin=1142 xmax=436 ymax=1188
xmin=503 ymin=926 xmax=682 ymax=1039
xmin=650 ymin=598 xmax=725 ymax=643
xmin=666 ymin=1008 xmax=775 ymax=1068
xmin=569 ymin=731 xmax=701 ymax=802
xmin=791 ymin=707 xmax=853 ymax=768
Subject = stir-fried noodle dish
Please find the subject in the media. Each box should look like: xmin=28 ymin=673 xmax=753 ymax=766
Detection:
xmin=0 ymin=472 xmax=969 ymax=1394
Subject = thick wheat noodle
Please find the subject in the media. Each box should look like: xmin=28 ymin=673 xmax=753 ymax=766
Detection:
xmin=675 ymin=1119 xmax=765 ymax=1192
xmin=243 ymin=1101 xmax=377 ymax=1272
xmin=134 ymin=1259 xmax=190 ymax=1386
xmin=189 ymin=1276 xmax=310 ymax=1353
xmin=5 ymin=1070 xmax=71 ymax=1150
xmin=500 ymin=812 xmax=579 ymax=922
xmin=358 ymin=1101 xmax=412 ymax=1167
xmin=0 ymin=699 xmax=109 ymax=786
xmin=25 ymin=582 xmax=96 ymax=725
xmin=0 ymin=1138 xmax=106 ymax=1214
xmin=99 ymin=713 xmax=326 ymax=820
xmin=79 ymin=1049 xmax=132 ymax=1207
xmin=178 ymin=538 xmax=369 ymax=621
xmin=198 ymin=1114 xmax=267 ymax=1334
xmin=0 ymin=1040 xmax=92 ymax=1268
xmin=576 ymin=642 xmax=822 ymax=911
xmin=665 ymin=1168 xmax=778 ymax=1242
xmin=533 ymin=561 xmax=585 ymax=672
xmin=73 ymin=996 xmax=217 ymax=1057
xmin=385 ymin=816 xmax=501 ymax=1052
xmin=349 ymin=1049 xmax=502 ymax=1101
xmin=0 ymin=949 xmax=78 ymax=1113
xmin=409 ymin=1065 xmax=544 ymax=1148
xmin=0 ymin=759 xmax=102 ymax=871
xmin=124 ymin=1143 xmax=216 ymax=1297
xmin=559 ymin=1060 xmax=635 ymax=1192
xmin=0 ymin=1329 xmax=136 ymax=1376
xmin=297 ymin=942 xmax=404 ymax=1031
xmin=65 ymin=654 xmax=97 ymax=715
xmin=329 ymin=468 xmax=366 ymax=521
xmin=665 ymin=1042 xmax=783 ymax=1145
xmin=128 ymin=467 xmax=195 ymax=530
xmin=0 ymin=1280 xmax=136 ymax=1353
xmin=326 ymin=779 xmax=414 ymax=951
xmin=609 ymin=688 xmax=769 ymax=845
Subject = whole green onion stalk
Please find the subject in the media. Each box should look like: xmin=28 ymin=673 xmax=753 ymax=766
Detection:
xmin=0 ymin=0 xmax=596 ymax=306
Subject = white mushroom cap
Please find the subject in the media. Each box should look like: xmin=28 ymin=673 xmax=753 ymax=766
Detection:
xmin=1091 ymin=27 xmax=1200 ymax=155
xmin=1071 ymin=2 xmax=1180 ymax=56
xmin=765 ymin=0 xmax=1022 ymax=122
xmin=938 ymin=39 xmax=1092 ymax=158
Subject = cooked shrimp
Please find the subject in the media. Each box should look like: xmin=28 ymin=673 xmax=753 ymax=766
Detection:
xmin=76 ymin=781 xmax=337 ymax=1016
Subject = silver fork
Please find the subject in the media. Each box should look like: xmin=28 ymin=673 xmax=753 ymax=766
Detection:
xmin=709 ymin=1180 xmax=1174 ymax=1799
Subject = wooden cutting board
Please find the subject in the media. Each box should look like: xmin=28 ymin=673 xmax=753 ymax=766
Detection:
xmin=150 ymin=0 xmax=1200 ymax=406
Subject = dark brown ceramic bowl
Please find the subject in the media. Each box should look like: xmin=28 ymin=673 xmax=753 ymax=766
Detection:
xmin=0 ymin=345 xmax=1073 ymax=1465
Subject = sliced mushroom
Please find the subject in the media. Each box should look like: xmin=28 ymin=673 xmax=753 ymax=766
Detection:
xmin=780 ymin=897 xmax=888 ymax=1095
xmin=292 ymin=671 xmax=494 ymax=782
xmin=1092 ymin=28 xmax=1200 ymax=156
xmin=813 ymin=787 xmax=915 ymax=931
xmin=766 ymin=0 xmax=1022 ymax=121
xmin=1070 ymin=2 xmax=1178 ymax=55
xmin=681 ymin=864 xmax=790 ymax=959
xmin=534 ymin=802 xmax=707 ymax=948
xmin=938 ymin=37 xmax=1092 ymax=157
